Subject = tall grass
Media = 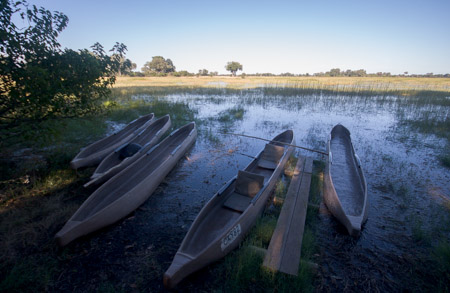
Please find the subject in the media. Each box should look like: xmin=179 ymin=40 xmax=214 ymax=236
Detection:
xmin=115 ymin=76 xmax=450 ymax=94
xmin=433 ymin=241 xmax=450 ymax=291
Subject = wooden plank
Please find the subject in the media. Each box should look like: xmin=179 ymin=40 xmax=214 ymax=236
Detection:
xmin=279 ymin=157 xmax=313 ymax=275
xmin=262 ymin=156 xmax=306 ymax=271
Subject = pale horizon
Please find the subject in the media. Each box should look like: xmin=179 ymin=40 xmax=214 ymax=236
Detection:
xmin=25 ymin=0 xmax=450 ymax=75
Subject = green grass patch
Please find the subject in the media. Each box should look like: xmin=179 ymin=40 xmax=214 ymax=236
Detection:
xmin=207 ymin=159 xmax=323 ymax=291
xmin=439 ymin=153 xmax=450 ymax=168
xmin=217 ymin=106 xmax=246 ymax=123
xmin=411 ymin=217 xmax=431 ymax=245
xmin=0 ymin=256 xmax=58 ymax=293
xmin=96 ymin=282 xmax=126 ymax=293
xmin=433 ymin=240 xmax=450 ymax=291
xmin=210 ymin=239 xmax=315 ymax=292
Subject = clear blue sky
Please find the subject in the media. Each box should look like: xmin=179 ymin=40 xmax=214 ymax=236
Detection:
xmin=25 ymin=0 xmax=450 ymax=75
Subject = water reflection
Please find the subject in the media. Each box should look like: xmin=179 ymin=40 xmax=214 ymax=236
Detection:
xmin=110 ymin=87 xmax=450 ymax=290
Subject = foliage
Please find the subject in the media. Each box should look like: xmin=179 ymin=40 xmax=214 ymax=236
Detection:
xmin=314 ymin=68 xmax=367 ymax=77
xmin=198 ymin=69 xmax=209 ymax=76
xmin=0 ymin=0 xmax=126 ymax=138
xmin=141 ymin=56 xmax=175 ymax=75
xmin=115 ymin=55 xmax=136 ymax=76
xmin=172 ymin=70 xmax=194 ymax=77
xmin=225 ymin=61 xmax=243 ymax=76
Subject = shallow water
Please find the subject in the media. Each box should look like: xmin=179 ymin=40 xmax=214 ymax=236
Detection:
xmin=62 ymin=89 xmax=449 ymax=291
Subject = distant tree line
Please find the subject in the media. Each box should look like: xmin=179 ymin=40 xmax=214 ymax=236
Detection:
xmin=197 ymin=69 xmax=219 ymax=77
xmin=252 ymin=70 xmax=449 ymax=78
xmin=120 ymin=57 xmax=449 ymax=78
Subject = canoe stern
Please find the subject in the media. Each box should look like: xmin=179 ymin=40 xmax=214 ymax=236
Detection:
xmin=163 ymin=253 xmax=195 ymax=289
xmin=54 ymin=220 xmax=83 ymax=247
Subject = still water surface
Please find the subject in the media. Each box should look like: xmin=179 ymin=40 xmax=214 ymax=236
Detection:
xmin=108 ymin=89 xmax=450 ymax=289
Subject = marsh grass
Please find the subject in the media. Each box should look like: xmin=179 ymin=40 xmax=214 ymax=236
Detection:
xmin=115 ymin=76 xmax=450 ymax=95
xmin=1 ymin=76 xmax=448 ymax=291
xmin=208 ymin=158 xmax=321 ymax=292
xmin=433 ymin=241 xmax=450 ymax=291
xmin=0 ymin=255 xmax=58 ymax=292
xmin=96 ymin=282 xmax=125 ymax=293
xmin=0 ymin=98 xmax=195 ymax=291
xmin=0 ymin=167 xmax=91 ymax=292
xmin=440 ymin=153 xmax=450 ymax=168
xmin=403 ymin=117 xmax=450 ymax=140
xmin=411 ymin=217 xmax=431 ymax=244
xmin=217 ymin=106 xmax=246 ymax=122
xmin=405 ymin=239 xmax=450 ymax=292
xmin=398 ymin=113 xmax=450 ymax=166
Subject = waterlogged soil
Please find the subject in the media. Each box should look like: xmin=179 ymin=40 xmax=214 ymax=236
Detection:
xmin=52 ymin=90 xmax=449 ymax=291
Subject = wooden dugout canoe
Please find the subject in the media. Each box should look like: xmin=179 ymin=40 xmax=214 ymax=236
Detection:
xmin=323 ymin=124 xmax=368 ymax=237
xmin=70 ymin=113 xmax=155 ymax=169
xmin=55 ymin=122 xmax=197 ymax=246
xmin=84 ymin=115 xmax=172 ymax=188
xmin=163 ymin=130 xmax=294 ymax=289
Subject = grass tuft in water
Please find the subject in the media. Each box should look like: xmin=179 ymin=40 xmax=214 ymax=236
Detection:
xmin=411 ymin=217 xmax=431 ymax=244
xmin=433 ymin=241 xmax=450 ymax=291
xmin=439 ymin=153 xmax=450 ymax=168
xmin=217 ymin=106 xmax=246 ymax=123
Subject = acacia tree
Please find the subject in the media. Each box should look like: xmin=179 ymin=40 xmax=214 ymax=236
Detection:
xmin=0 ymin=0 xmax=126 ymax=135
xmin=141 ymin=56 xmax=175 ymax=75
xmin=225 ymin=61 xmax=243 ymax=76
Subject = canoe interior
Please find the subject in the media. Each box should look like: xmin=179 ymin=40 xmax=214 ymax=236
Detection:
xmin=94 ymin=115 xmax=170 ymax=174
xmin=179 ymin=130 xmax=293 ymax=257
xmin=129 ymin=115 xmax=170 ymax=147
xmin=329 ymin=125 xmax=365 ymax=217
xmin=72 ymin=123 xmax=195 ymax=221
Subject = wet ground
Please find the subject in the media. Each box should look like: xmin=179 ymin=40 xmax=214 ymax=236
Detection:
xmin=53 ymin=90 xmax=449 ymax=291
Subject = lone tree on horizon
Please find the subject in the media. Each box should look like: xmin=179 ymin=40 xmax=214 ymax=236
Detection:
xmin=225 ymin=61 xmax=243 ymax=76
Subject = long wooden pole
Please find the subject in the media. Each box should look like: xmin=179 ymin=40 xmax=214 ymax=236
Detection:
xmin=222 ymin=132 xmax=328 ymax=156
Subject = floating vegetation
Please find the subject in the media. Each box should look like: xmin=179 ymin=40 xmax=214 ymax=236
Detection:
xmin=217 ymin=106 xmax=246 ymax=122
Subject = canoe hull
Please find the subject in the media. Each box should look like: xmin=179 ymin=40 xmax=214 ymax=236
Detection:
xmin=323 ymin=124 xmax=368 ymax=237
xmin=70 ymin=113 xmax=155 ymax=169
xmin=56 ymin=123 xmax=197 ymax=246
xmin=84 ymin=115 xmax=172 ymax=187
xmin=164 ymin=130 xmax=294 ymax=288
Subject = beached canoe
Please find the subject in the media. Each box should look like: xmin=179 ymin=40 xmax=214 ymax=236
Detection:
xmin=56 ymin=122 xmax=197 ymax=246
xmin=84 ymin=115 xmax=172 ymax=188
xmin=323 ymin=124 xmax=368 ymax=237
xmin=70 ymin=113 xmax=155 ymax=169
xmin=163 ymin=130 xmax=294 ymax=289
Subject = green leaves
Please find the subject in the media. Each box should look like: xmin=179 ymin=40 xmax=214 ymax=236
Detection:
xmin=0 ymin=0 xmax=128 ymax=139
xmin=141 ymin=56 xmax=176 ymax=75
xmin=225 ymin=61 xmax=243 ymax=76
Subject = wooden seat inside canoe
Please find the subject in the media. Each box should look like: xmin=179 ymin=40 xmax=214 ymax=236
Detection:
xmin=223 ymin=170 xmax=264 ymax=212
xmin=258 ymin=144 xmax=285 ymax=169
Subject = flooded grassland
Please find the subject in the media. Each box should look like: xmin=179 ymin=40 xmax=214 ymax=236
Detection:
xmin=1 ymin=81 xmax=449 ymax=291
